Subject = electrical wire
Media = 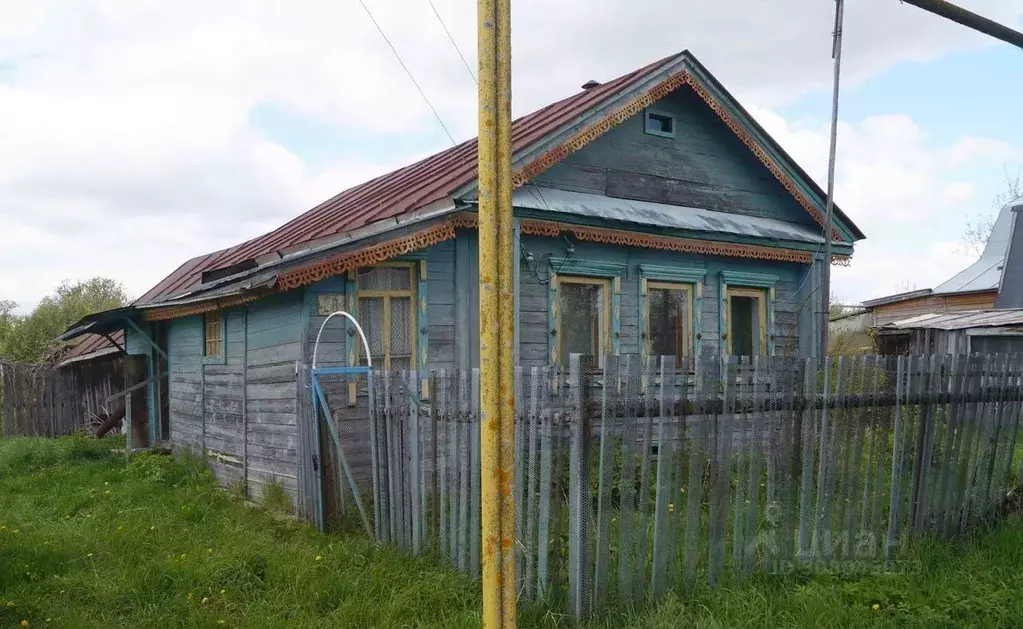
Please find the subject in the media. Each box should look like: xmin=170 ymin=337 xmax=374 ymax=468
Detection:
xmin=425 ymin=0 xmax=477 ymax=83
xmin=424 ymin=0 xmax=563 ymax=283
xmin=357 ymin=0 xmax=459 ymax=147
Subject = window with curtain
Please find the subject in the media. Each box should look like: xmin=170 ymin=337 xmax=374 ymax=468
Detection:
xmin=356 ymin=264 xmax=416 ymax=370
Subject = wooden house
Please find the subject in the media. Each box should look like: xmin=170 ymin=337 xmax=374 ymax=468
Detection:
xmin=59 ymin=51 xmax=864 ymax=509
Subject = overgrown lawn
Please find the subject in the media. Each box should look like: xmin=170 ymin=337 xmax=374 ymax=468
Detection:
xmin=3 ymin=436 xmax=1023 ymax=628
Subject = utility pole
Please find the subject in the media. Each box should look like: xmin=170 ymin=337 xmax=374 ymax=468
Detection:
xmin=819 ymin=0 xmax=844 ymax=360
xmin=900 ymin=0 xmax=1023 ymax=49
xmin=477 ymin=0 xmax=516 ymax=625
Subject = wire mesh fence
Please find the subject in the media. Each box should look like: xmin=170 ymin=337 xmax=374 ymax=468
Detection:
xmin=313 ymin=353 xmax=1023 ymax=618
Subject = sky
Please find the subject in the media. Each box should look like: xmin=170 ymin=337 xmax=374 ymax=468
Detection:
xmin=1 ymin=0 xmax=1021 ymax=313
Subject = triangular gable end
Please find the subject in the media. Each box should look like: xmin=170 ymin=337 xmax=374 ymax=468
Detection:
xmin=502 ymin=52 xmax=861 ymax=245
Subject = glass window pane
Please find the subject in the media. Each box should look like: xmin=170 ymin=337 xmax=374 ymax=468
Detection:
xmin=729 ymin=295 xmax=761 ymax=356
xmin=649 ymin=287 xmax=689 ymax=359
xmin=390 ymin=296 xmax=413 ymax=370
xmin=560 ymin=281 xmax=603 ymax=364
xmin=359 ymin=297 xmax=385 ymax=366
xmin=358 ymin=266 xmax=411 ymax=291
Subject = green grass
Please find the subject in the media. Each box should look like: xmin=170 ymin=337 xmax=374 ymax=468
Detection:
xmin=4 ymin=437 xmax=1023 ymax=628
xmin=0 ymin=437 xmax=481 ymax=629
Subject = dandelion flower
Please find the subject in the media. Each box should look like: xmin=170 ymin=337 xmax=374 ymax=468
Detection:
xmin=315 ymin=555 xmax=323 ymax=561
xmin=207 ymin=548 xmax=213 ymax=554
xmin=20 ymin=620 xmax=28 ymax=627
xmin=187 ymin=592 xmax=193 ymax=600
xmin=872 ymin=604 xmax=880 ymax=611
xmin=201 ymin=597 xmax=209 ymax=605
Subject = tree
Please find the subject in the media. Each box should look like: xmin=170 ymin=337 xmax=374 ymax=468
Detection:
xmin=0 ymin=278 xmax=130 ymax=363
xmin=960 ymin=167 xmax=1021 ymax=258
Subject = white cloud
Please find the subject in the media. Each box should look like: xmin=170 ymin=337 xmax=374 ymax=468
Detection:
xmin=747 ymin=106 xmax=1020 ymax=303
xmin=0 ymin=0 xmax=1022 ymax=311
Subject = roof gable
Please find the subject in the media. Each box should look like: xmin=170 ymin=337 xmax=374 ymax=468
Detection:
xmin=528 ymin=84 xmax=822 ymax=230
xmin=136 ymin=50 xmax=864 ymax=306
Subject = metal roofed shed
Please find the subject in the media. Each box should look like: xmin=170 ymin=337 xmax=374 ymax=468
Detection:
xmin=877 ymin=308 xmax=1023 ymax=355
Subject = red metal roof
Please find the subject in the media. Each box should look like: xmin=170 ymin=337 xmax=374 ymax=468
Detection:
xmin=135 ymin=53 xmax=680 ymax=305
xmin=61 ymin=329 xmax=124 ymax=362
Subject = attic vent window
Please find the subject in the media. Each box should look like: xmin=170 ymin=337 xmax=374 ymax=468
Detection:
xmin=644 ymin=110 xmax=675 ymax=138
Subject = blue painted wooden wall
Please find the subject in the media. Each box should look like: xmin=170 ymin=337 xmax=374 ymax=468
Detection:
xmin=162 ymin=290 xmax=304 ymax=505
xmin=531 ymin=85 xmax=818 ymax=228
xmin=516 ymin=234 xmax=810 ymax=368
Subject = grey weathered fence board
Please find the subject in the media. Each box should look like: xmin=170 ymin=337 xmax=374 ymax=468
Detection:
xmin=300 ymin=352 xmax=1023 ymax=621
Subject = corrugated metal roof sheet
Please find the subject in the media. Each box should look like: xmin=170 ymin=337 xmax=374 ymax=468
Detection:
xmin=134 ymin=54 xmax=679 ymax=305
xmin=882 ymin=309 xmax=1023 ymax=331
xmin=59 ymin=330 xmax=124 ymax=363
xmin=512 ymin=187 xmax=826 ymax=243
xmin=933 ymin=197 xmax=1020 ymax=295
xmin=131 ymin=50 xmax=865 ymax=308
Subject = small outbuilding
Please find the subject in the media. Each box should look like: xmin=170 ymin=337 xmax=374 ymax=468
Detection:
xmin=876 ymin=309 xmax=1023 ymax=355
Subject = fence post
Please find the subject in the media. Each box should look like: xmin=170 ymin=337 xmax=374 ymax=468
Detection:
xmin=567 ymin=354 xmax=591 ymax=618
xmin=125 ymin=391 xmax=133 ymax=461
xmin=1 ymin=364 xmax=11 ymax=437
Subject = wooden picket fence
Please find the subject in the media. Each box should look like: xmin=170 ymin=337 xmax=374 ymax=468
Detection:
xmin=1 ymin=359 xmax=124 ymax=437
xmin=313 ymin=353 xmax=1023 ymax=619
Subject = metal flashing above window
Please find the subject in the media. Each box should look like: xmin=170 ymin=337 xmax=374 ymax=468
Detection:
xmin=548 ymin=257 xmax=627 ymax=278
xmin=721 ymin=270 xmax=778 ymax=288
xmin=644 ymin=109 xmax=675 ymax=138
xmin=638 ymin=264 xmax=706 ymax=284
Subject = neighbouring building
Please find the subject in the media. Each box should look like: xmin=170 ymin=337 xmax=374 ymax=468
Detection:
xmin=862 ymin=195 xmax=1023 ymax=330
xmin=876 ymin=309 xmax=1023 ymax=355
xmin=59 ymin=50 xmax=864 ymax=512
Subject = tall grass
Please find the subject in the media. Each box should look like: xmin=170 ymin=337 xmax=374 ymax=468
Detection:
xmin=3 ymin=436 xmax=1023 ymax=628
xmin=0 ymin=437 xmax=480 ymax=628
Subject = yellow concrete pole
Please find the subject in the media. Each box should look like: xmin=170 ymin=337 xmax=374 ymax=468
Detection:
xmin=477 ymin=0 xmax=516 ymax=625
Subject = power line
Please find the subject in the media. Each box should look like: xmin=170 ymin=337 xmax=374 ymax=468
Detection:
xmin=356 ymin=0 xmax=459 ymax=147
xmin=425 ymin=0 xmax=477 ymax=83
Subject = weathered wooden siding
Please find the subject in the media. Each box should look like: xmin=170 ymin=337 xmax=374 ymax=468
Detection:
xmin=203 ymin=309 xmax=245 ymax=489
xmin=167 ymin=316 xmax=203 ymax=454
xmin=531 ymin=85 xmax=817 ymax=227
xmin=245 ymin=292 xmax=303 ymax=503
xmin=517 ymin=235 xmax=808 ymax=368
xmin=164 ymin=291 xmax=303 ymax=505
xmin=872 ymin=291 xmax=996 ymax=327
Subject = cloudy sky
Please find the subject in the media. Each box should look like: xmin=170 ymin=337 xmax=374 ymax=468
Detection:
xmin=1 ymin=0 xmax=1021 ymax=312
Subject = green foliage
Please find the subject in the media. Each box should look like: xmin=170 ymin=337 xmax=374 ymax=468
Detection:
xmin=0 ymin=278 xmax=130 ymax=363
